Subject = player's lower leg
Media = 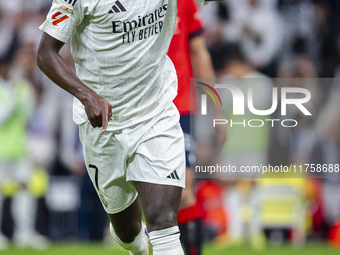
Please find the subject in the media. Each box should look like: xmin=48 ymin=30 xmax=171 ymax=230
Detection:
xmin=108 ymin=197 xmax=149 ymax=255
xmin=11 ymin=189 xmax=47 ymax=249
xmin=149 ymin=226 xmax=183 ymax=255
xmin=12 ymin=190 xmax=36 ymax=237
xmin=133 ymin=182 xmax=184 ymax=255
xmin=0 ymin=193 xmax=9 ymax=250
xmin=179 ymin=218 xmax=203 ymax=255
xmin=178 ymin=169 xmax=205 ymax=255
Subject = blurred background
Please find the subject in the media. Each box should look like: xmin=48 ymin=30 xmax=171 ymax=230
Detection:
xmin=1 ymin=0 xmax=340 ymax=253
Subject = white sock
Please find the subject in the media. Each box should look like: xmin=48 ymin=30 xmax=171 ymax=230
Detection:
xmin=11 ymin=190 xmax=36 ymax=237
xmin=110 ymin=223 xmax=148 ymax=255
xmin=149 ymin=226 xmax=184 ymax=255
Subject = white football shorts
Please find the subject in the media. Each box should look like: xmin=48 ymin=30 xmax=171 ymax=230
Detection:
xmin=79 ymin=102 xmax=186 ymax=214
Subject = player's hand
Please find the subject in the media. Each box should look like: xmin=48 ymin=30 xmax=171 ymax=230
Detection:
xmin=83 ymin=93 xmax=112 ymax=132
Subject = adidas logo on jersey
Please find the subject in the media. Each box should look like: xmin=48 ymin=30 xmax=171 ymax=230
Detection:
xmin=167 ymin=170 xmax=180 ymax=180
xmin=108 ymin=0 xmax=127 ymax=14
xmin=64 ymin=0 xmax=77 ymax=7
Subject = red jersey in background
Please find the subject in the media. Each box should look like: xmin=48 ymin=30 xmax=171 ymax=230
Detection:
xmin=168 ymin=0 xmax=204 ymax=115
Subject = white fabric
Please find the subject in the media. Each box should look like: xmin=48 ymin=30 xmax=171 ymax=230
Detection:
xmin=79 ymin=103 xmax=185 ymax=214
xmin=12 ymin=191 xmax=36 ymax=237
xmin=0 ymin=159 xmax=32 ymax=184
xmin=39 ymin=0 xmax=178 ymax=131
xmin=149 ymin=226 xmax=184 ymax=255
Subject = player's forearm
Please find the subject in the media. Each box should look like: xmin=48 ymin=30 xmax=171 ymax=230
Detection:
xmin=189 ymin=36 xmax=215 ymax=78
xmin=189 ymin=36 xmax=226 ymax=148
xmin=37 ymin=41 xmax=96 ymax=105
xmin=191 ymin=50 xmax=215 ymax=78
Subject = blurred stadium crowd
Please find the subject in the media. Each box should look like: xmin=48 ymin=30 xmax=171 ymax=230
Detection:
xmin=1 ymin=0 xmax=340 ymax=251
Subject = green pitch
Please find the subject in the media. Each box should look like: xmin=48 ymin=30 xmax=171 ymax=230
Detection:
xmin=0 ymin=243 xmax=339 ymax=255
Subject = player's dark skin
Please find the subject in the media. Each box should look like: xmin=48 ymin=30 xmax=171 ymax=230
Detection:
xmin=37 ymin=32 xmax=182 ymax=243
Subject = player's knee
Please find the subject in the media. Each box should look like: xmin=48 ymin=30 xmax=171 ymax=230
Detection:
xmin=113 ymin=221 xmax=141 ymax=243
xmin=146 ymin=207 xmax=178 ymax=231
xmin=114 ymin=230 xmax=134 ymax=243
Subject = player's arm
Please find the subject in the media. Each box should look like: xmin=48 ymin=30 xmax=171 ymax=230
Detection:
xmin=37 ymin=33 xmax=112 ymax=132
xmin=189 ymin=35 xmax=226 ymax=149
xmin=189 ymin=35 xmax=215 ymax=78
xmin=195 ymin=0 xmax=220 ymax=6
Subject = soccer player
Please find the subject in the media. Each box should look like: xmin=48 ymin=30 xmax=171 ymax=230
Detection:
xmin=0 ymin=53 xmax=40 ymax=248
xmin=37 ymin=0 xmax=195 ymax=254
xmin=168 ymin=1 xmax=225 ymax=254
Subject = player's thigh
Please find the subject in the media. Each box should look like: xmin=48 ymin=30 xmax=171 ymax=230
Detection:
xmin=79 ymin=121 xmax=138 ymax=214
xmin=180 ymin=168 xmax=197 ymax=208
xmin=127 ymin=103 xmax=185 ymax=231
xmin=126 ymin=102 xmax=186 ymax=188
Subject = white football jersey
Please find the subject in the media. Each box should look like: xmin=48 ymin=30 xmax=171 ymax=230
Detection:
xmin=40 ymin=0 xmax=178 ymax=130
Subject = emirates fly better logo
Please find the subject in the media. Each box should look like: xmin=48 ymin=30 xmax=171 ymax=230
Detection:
xmin=196 ymin=81 xmax=312 ymax=128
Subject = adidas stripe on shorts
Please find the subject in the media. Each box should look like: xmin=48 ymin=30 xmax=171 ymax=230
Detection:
xmin=79 ymin=102 xmax=186 ymax=214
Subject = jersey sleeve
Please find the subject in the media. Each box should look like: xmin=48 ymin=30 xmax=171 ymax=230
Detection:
xmin=39 ymin=0 xmax=91 ymax=43
xmin=188 ymin=0 xmax=204 ymax=39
